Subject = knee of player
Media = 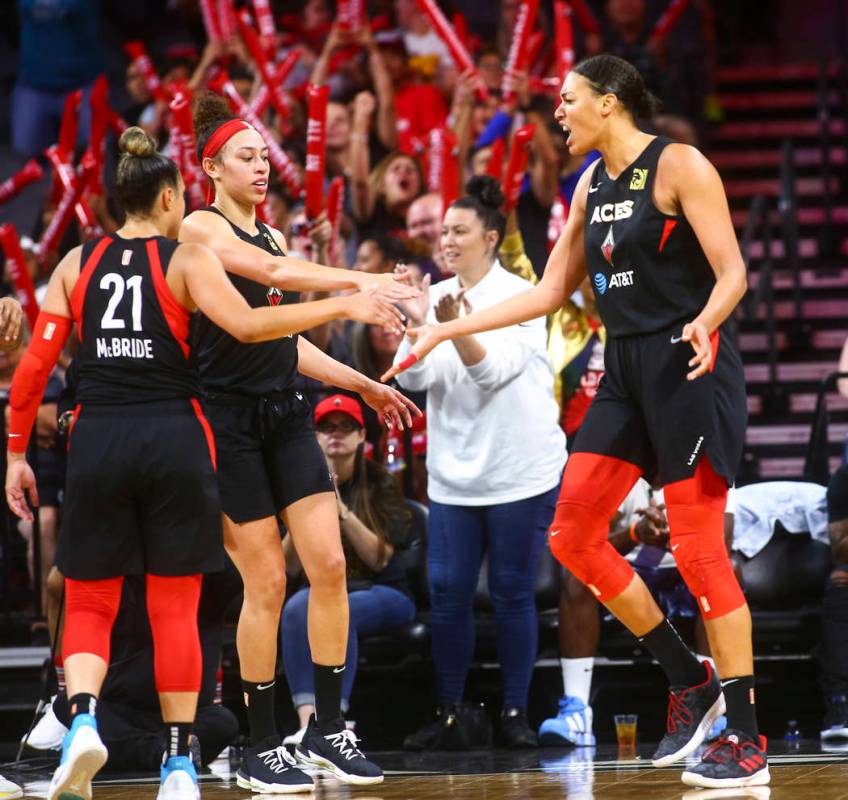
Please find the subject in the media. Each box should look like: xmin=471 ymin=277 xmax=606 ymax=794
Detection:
xmin=245 ymin=567 xmax=287 ymax=611
xmin=549 ymin=519 xmax=604 ymax=565
xmin=308 ymin=549 xmax=347 ymax=591
xmin=670 ymin=532 xmax=732 ymax=574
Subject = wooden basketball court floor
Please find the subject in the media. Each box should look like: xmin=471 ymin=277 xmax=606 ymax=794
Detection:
xmin=6 ymin=741 xmax=848 ymax=799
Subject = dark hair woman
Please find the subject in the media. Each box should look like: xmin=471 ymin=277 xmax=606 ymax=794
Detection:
xmin=394 ymin=174 xmax=567 ymax=748
xmin=4 ymin=127 xmax=400 ymax=800
xmin=178 ymin=92 xmax=422 ymax=790
xmin=386 ymin=54 xmax=766 ymax=790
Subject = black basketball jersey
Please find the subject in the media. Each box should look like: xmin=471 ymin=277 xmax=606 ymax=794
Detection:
xmin=72 ymin=235 xmax=199 ymax=404
xmin=191 ymin=207 xmax=299 ymax=396
xmin=583 ymin=136 xmax=716 ymax=338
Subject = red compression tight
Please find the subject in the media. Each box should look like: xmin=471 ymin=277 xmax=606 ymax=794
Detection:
xmin=146 ymin=574 xmax=203 ymax=693
xmin=664 ymin=457 xmax=745 ymax=619
xmin=62 ymin=574 xmax=203 ymax=693
xmin=548 ymin=453 xmax=745 ymax=619
xmin=549 ymin=453 xmax=640 ymax=600
xmin=63 ymin=576 xmax=124 ymax=663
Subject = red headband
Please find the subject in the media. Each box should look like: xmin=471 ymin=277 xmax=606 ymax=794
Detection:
xmin=202 ymin=118 xmax=251 ymax=202
xmin=202 ymin=118 xmax=251 ymax=162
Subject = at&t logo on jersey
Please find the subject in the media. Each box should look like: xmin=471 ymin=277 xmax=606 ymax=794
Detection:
xmin=593 ymin=270 xmax=634 ymax=295
xmin=594 ymin=272 xmax=608 ymax=295
xmin=589 ymin=200 xmax=634 ymax=224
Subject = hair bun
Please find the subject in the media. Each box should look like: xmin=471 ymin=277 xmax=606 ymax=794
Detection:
xmin=635 ymin=89 xmax=662 ymax=120
xmin=192 ymin=91 xmax=235 ymax=139
xmin=119 ymin=126 xmax=157 ymax=158
xmin=465 ymin=174 xmax=505 ymax=211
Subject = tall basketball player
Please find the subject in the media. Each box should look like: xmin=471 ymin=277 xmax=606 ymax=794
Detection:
xmin=384 ymin=55 xmax=767 ymax=790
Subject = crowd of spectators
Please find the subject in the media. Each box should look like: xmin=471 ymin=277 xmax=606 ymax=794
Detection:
xmin=1 ymin=0 xmax=847 ymax=769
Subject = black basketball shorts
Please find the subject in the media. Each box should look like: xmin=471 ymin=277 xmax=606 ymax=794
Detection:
xmin=203 ymin=389 xmax=334 ymax=523
xmin=56 ymin=399 xmax=224 ymax=580
xmin=571 ymin=321 xmax=747 ymax=486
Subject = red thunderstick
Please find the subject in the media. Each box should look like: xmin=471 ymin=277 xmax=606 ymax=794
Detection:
xmin=305 ymin=84 xmax=330 ymax=220
xmin=415 ymin=0 xmax=488 ymax=101
xmin=0 ymin=224 xmax=39 ymax=329
xmin=0 ymin=160 xmax=43 ymax=206
xmin=502 ymin=125 xmax=537 ymax=214
xmin=502 ymin=0 xmax=541 ymax=107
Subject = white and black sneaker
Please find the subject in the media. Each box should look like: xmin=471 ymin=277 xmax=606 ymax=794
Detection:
xmin=651 ymin=660 xmax=725 ymax=767
xmin=236 ymin=735 xmax=315 ymax=794
xmin=295 ymin=717 xmax=383 ymax=786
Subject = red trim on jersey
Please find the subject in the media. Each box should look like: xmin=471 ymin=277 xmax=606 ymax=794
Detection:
xmin=70 ymin=237 xmax=113 ymax=340
xmin=190 ymin=397 xmax=217 ymax=470
xmin=658 ymin=218 xmax=677 ymax=253
xmin=146 ymin=239 xmax=191 ymax=360
xmin=709 ymin=329 xmax=720 ymax=373
xmin=66 ymin=404 xmax=82 ymax=452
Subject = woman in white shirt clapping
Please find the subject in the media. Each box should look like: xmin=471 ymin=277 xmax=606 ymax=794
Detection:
xmin=395 ymin=176 xmax=567 ymax=748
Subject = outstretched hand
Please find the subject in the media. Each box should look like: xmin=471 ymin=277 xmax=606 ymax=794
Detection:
xmin=359 ymin=271 xmax=420 ymax=303
xmin=345 ymin=288 xmax=406 ymax=335
xmin=358 ymin=381 xmax=422 ymax=429
xmin=396 ymin=270 xmax=431 ymax=326
xmin=380 ymin=324 xmax=443 ymax=382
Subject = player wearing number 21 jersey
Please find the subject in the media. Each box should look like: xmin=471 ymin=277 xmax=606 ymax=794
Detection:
xmin=4 ymin=127 xmax=403 ymax=800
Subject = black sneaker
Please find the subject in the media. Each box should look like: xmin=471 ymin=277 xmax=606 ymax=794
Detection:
xmin=499 ymin=708 xmax=538 ymax=749
xmin=651 ymin=660 xmax=725 ymax=767
xmin=681 ymin=730 xmax=770 ymax=788
xmin=236 ymin=734 xmax=315 ymax=794
xmin=295 ymin=717 xmax=383 ymax=786
xmin=403 ymin=706 xmax=449 ymax=751
xmin=821 ymin=695 xmax=848 ymax=741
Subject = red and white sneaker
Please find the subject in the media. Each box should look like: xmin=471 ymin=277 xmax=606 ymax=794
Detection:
xmin=681 ymin=730 xmax=770 ymax=788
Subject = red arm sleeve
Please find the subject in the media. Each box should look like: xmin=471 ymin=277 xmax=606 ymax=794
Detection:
xmin=8 ymin=312 xmax=72 ymax=454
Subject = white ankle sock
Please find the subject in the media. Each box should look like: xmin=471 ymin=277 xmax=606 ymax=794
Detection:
xmin=561 ymin=657 xmax=594 ymax=705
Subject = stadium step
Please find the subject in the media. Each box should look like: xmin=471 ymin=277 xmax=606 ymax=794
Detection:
xmin=715 ymin=118 xmax=844 ymax=143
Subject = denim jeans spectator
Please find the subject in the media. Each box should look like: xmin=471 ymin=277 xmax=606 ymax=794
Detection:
xmin=427 ymin=485 xmax=558 ymax=710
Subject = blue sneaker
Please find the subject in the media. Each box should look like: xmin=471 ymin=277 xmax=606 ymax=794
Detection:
xmin=538 ymin=697 xmax=596 ymax=747
xmin=157 ymin=754 xmax=199 ymax=800
xmin=48 ymin=714 xmax=108 ymax=800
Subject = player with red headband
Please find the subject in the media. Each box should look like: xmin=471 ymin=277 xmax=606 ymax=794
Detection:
xmin=177 ymin=94 xmax=416 ymax=791
xmin=3 ymin=127 xmax=407 ymax=800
